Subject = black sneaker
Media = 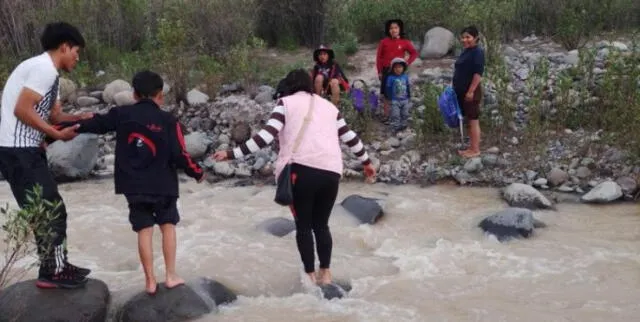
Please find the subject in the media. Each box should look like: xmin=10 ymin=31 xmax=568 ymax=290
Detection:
xmin=36 ymin=267 xmax=88 ymax=289
xmin=65 ymin=261 xmax=91 ymax=277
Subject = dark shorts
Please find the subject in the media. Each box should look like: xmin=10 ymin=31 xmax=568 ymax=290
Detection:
xmin=456 ymin=85 xmax=483 ymax=120
xmin=380 ymin=67 xmax=391 ymax=99
xmin=125 ymin=194 xmax=179 ymax=232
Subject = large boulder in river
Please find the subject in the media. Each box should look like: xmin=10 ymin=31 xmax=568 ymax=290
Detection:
xmin=478 ymin=207 xmax=546 ymax=242
xmin=47 ymin=133 xmax=100 ymax=182
xmin=501 ymin=183 xmax=553 ymax=210
xmin=114 ymin=277 xmax=236 ymax=322
xmin=0 ymin=278 xmax=110 ymax=322
xmin=340 ymin=195 xmax=385 ymax=224
xmin=257 ymin=217 xmax=296 ymax=237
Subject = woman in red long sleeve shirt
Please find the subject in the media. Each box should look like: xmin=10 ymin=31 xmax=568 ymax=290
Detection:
xmin=376 ymin=19 xmax=418 ymax=121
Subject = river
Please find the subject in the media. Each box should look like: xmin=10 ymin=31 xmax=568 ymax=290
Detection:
xmin=1 ymin=178 xmax=639 ymax=321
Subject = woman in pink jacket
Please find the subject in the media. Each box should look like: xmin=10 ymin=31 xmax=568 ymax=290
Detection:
xmin=213 ymin=69 xmax=376 ymax=285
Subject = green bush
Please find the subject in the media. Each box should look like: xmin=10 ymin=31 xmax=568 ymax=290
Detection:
xmin=0 ymin=185 xmax=61 ymax=288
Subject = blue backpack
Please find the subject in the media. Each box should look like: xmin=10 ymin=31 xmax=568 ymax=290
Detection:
xmin=437 ymin=86 xmax=462 ymax=128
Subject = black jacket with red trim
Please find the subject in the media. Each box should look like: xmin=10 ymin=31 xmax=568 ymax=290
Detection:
xmin=58 ymin=99 xmax=203 ymax=197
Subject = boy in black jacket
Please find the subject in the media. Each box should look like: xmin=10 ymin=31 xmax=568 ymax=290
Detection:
xmin=64 ymin=70 xmax=205 ymax=294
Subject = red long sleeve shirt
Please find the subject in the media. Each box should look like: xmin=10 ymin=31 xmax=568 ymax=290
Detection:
xmin=376 ymin=37 xmax=418 ymax=74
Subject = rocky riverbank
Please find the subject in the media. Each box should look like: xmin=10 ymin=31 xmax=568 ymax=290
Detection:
xmin=33 ymin=33 xmax=640 ymax=205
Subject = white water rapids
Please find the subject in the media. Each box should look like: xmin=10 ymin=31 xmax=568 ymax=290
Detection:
xmin=1 ymin=178 xmax=639 ymax=321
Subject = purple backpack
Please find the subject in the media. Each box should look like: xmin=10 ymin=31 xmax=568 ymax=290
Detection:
xmin=350 ymin=80 xmax=379 ymax=112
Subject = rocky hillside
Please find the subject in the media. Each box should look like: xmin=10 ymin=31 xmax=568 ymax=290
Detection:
xmin=13 ymin=28 xmax=639 ymax=205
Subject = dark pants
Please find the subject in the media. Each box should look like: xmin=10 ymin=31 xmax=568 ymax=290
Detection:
xmin=0 ymin=147 xmax=68 ymax=275
xmin=289 ymin=163 xmax=340 ymax=273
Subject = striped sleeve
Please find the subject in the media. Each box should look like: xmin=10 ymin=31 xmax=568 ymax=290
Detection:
xmin=337 ymin=113 xmax=371 ymax=165
xmin=227 ymin=102 xmax=285 ymax=159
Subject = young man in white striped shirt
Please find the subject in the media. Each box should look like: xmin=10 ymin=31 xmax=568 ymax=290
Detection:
xmin=0 ymin=22 xmax=93 ymax=289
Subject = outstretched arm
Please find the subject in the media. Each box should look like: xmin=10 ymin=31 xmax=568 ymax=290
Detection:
xmin=336 ymin=113 xmax=371 ymax=165
xmin=49 ymin=101 xmax=93 ymax=124
xmin=169 ymin=118 xmax=205 ymax=181
xmin=74 ymin=107 xmax=119 ymax=134
xmin=224 ymin=101 xmax=285 ymax=160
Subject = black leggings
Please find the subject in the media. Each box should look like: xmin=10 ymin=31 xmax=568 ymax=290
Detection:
xmin=0 ymin=147 xmax=69 ymax=275
xmin=289 ymin=163 xmax=340 ymax=273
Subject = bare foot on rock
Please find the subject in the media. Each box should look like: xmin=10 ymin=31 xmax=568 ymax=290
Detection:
xmin=146 ymin=278 xmax=158 ymax=295
xmin=318 ymin=269 xmax=332 ymax=285
xmin=165 ymin=273 xmax=185 ymax=289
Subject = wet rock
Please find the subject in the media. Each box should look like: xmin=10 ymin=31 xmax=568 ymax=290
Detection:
xmin=340 ymin=195 xmax=384 ymax=224
xmin=115 ymin=277 xmax=236 ymax=322
xmin=479 ymin=207 xmax=546 ymax=242
xmin=257 ymin=217 xmax=296 ymax=237
xmin=47 ymin=134 xmax=100 ymax=182
xmin=320 ymin=281 xmax=351 ymax=300
xmin=501 ymin=183 xmax=553 ymax=210
xmin=581 ymin=181 xmax=623 ymax=203
xmin=0 ymin=279 xmax=110 ymax=322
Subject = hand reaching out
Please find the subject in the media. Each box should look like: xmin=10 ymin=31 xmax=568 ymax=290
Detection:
xmin=363 ymin=163 xmax=376 ymax=184
xmin=212 ymin=151 xmax=229 ymax=161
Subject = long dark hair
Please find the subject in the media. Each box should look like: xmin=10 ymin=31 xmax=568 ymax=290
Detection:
xmin=281 ymin=69 xmax=313 ymax=96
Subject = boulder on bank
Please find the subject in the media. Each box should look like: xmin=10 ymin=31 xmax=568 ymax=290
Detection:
xmin=340 ymin=195 xmax=385 ymax=224
xmin=115 ymin=277 xmax=236 ymax=322
xmin=501 ymin=183 xmax=554 ymax=210
xmin=257 ymin=217 xmax=296 ymax=237
xmin=0 ymin=278 xmax=110 ymax=322
xmin=478 ymin=207 xmax=546 ymax=242
xmin=420 ymin=26 xmax=455 ymax=59
xmin=47 ymin=133 xmax=100 ymax=181
xmin=580 ymin=181 xmax=623 ymax=203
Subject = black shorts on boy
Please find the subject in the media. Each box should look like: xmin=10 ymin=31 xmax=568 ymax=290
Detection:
xmin=126 ymin=194 xmax=180 ymax=232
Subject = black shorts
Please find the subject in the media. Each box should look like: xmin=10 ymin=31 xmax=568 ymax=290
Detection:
xmin=125 ymin=194 xmax=179 ymax=232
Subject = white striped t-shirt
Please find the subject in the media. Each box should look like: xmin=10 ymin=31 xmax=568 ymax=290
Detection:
xmin=0 ymin=53 xmax=60 ymax=147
